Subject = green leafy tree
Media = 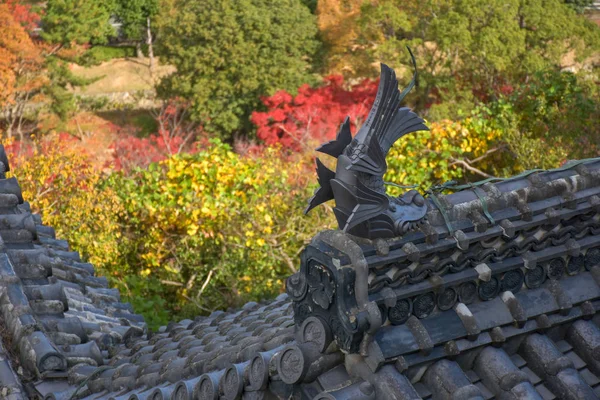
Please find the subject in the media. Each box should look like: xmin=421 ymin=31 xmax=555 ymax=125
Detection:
xmin=44 ymin=57 xmax=97 ymax=120
xmin=42 ymin=0 xmax=115 ymax=47
xmin=353 ymin=0 xmax=600 ymax=118
xmin=114 ymin=0 xmax=158 ymax=40
xmin=114 ymin=0 xmax=159 ymax=68
xmin=485 ymin=69 xmax=600 ymax=170
xmin=157 ymin=0 xmax=320 ymax=139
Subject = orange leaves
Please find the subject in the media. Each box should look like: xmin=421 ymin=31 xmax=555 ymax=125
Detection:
xmin=0 ymin=3 xmax=44 ymax=111
xmin=0 ymin=5 xmax=21 ymax=105
xmin=3 ymin=0 xmax=41 ymax=33
xmin=316 ymin=0 xmax=365 ymax=76
xmin=0 ymin=5 xmax=31 ymax=53
xmin=0 ymin=47 xmax=16 ymax=105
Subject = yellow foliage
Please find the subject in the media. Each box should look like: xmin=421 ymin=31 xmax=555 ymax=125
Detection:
xmin=111 ymin=141 xmax=333 ymax=317
xmin=385 ymin=118 xmax=504 ymax=193
xmin=6 ymin=134 xmax=126 ymax=273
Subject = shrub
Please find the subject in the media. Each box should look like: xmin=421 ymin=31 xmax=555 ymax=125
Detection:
xmin=109 ymin=140 xmax=331 ymax=322
xmin=6 ymin=133 xmax=126 ymax=273
xmin=381 ymin=115 xmax=515 ymax=196
xmin=111 ymin=100 xmax=204 ymax=172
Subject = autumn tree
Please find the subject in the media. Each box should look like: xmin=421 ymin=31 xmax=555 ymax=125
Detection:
xmin=157 ymin=0 xmax=320 ymax=139
xmin=3 ymin=0 xmax=41 ymax=32
xmin=316 ymin=0 xmax=367 ymax=77
xmin=0 ymin=3 xmax=45 ymax=140
xmin=251 ymin=75 xmax=378 ymax=150
xmin=111 ymin=99 xmax=202 ymax=172
xmin=42 ymin=0 xmax=115 ymax=48
xmin=1 ymin=1 xmax=96 ymax=137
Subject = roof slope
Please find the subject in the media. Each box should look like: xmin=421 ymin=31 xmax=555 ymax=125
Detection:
xmin=2 ymin=145 xmax=600 ymax=400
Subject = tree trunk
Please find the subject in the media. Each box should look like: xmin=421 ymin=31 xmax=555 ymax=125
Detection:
xmin=147 ymin=17 xmax=155 ymax=77
xmin=5 ymin=121 xmax=12 ymax=140
xmin=136 ymin=42 xmax=144 ymax=59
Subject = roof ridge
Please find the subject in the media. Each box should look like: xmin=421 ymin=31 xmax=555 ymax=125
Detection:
xmin=0 ymin=145 xmax=149 ymax=398
xmin=288 ymin=156 xmax=600 ymax=356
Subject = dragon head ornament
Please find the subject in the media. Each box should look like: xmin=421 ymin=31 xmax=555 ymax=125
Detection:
xmin=305 ymin=49 xmax=429 ymax=239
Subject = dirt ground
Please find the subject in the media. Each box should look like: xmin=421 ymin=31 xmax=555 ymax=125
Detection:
xmin=69 ymin=57 xmax=176 ymax=95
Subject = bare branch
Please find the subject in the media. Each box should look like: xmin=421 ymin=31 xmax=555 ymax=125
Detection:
xmin=463 ymin=146 xmax=506 ymax=165
xmin=198 ymin=269 xmax=214 ymax=297
xmin=160 ymin=280 xmax=184 ymax=286
xmin=448 ymin=157 xmax=494 ymax=178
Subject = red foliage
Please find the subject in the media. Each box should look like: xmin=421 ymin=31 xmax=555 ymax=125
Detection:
xmin=233 ymin=139 xmax=267 ymax=157
xmin=251 ymin=75 xmax=378 ymax=151
xmin=111 ymin=134 xmax=190 ymax=172
xmin=498 ymin=84 xmax=514 ymax=96
xmin=111 ymin=100 xmax=205 ymax=172
xmin=4 ymin=139 xmax=32 ymax=161
xmin=4 ymin=0 xmax=41 ymax=33
xmin=7 ymin=100 xmax=206 ymax=174
xmin=5 ymin=132 xmax=81 ymax=169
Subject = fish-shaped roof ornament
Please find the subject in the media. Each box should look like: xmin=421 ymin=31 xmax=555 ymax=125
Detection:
xmin=305 ymin=49 xmax=429 ymax=239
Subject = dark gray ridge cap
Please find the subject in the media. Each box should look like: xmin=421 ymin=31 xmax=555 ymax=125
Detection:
xmin=0 ymin=178 xmax=24 ymax=204
xmin=442 ymin=158 xmax=600 ymax=208
xmin=35 ymin=225 xmax=56 ymax=239
xmin=372 ymin=269 xmax=600 ymax=363
xmin=38 ymin=237 xmax=70 ymax=252
xmin=474 ymin=346 xmax=543 ymax=399
xmin=370 ymin=198 xmax=600 ymax=272
xmin=422 ymin=359 xmax=484 ymax=399
xmin=567 ymin=319 xmax=600 ymax=376
xmin=353 ymin=360 xmax=421 ymax=399
xmin=19 ymin=330 xmax=67 ymax=375
xmin=343 ymin=314 xmax=600 ymax=399
xmin=331 ymin=162 xmax=600 ymax=265
xmin=78 ymin=390 xmax=110 ymax=400
xmin=19 ymin=286 xmax=600 ymax=399
xmin=56 ymin=297 xmax=299 ymax=396
xmin=312 ymin=381 xmax=375 ymax=400
xmin=149 ymin=384 xmax=177 ymax=400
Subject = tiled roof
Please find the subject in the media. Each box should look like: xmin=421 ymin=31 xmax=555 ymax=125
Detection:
xmin=2 ymin=145 xmax=600 ymax=399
